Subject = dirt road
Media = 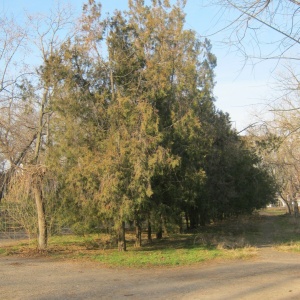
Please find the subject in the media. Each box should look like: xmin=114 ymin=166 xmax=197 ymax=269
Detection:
xmin=0 ymin=246 xmax=299 ymax=300
xmin=1 ymin=213 xmax=300 ymax=300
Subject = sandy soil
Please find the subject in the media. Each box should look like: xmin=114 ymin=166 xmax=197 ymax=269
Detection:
xmin=1 ymin=215 xmax=300 ymax=300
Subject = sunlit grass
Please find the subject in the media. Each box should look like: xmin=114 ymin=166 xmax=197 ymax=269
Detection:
xmin=5 ymin=209 xmax=300 ymax=266
xmin=276 ymin=241 xmax=300 ymax=253
xmin=0 ymin=232 xmax=257 ymax=267
xmin=260 ymin=207 xmax=287 ymax=216
xmin=90 ymin=246 xmax=256 ymax=267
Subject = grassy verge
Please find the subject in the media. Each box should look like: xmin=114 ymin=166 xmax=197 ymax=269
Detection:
xmin=0 ymin=232 xmax=257 ymax=267
xmin=258 ymin=207 xmax=300 ymax=253
xmin=272 ymin=214 xmax=300 ymax=253
xmin=2 ymin=208 xmax=300 ymax=267
xmin=91 ymin=247 xmax=255 ymax=267
xmin=276 ymin=242 xmax=300 ymax=253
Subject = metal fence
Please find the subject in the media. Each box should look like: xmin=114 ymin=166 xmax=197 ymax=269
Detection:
xmin=0 ymin=206 xmax=30 ymax=241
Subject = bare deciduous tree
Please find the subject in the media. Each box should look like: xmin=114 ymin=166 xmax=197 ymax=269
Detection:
xmin=0 ymin=4 xmax=74 ymax=251
xmin=248 ymin=70 xmax=300 ymax=212
xmin=0 ymin=14 xmax=31 ymax=200
xmin=207 ymin=0 xmax=300 ymax=63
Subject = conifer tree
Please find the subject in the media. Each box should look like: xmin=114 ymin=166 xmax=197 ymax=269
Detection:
xmin=47 ymin=0 xmax=277 ymax=246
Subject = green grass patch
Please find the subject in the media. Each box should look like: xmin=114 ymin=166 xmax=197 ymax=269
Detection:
xmin=0 ymin=248 xmax=7 ymax=255
xmin=0 ymin=232 xmax=257 ymax=267
xmin=90 ymin=246 xmax=255 ymax=267
xmin=48 ymin=234 xmax=93 ymax=246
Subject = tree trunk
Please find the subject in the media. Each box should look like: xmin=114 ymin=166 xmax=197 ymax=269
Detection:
xmin=199 ymin=210 xmax=206 ymax=226
xmin=189 ymin=209 xmax=197 ymax=229
xmin=156 ymin=215 xmax=163 ymax=239
xmin=279 ymin=192 xmax=291 ymax=214
xmin=32 ymin=182 xmax=47 ymax=251
xmin=156 ymin=228 xmax=162 ymax=239
xmin=135 ymin=220 xmax=142 ymax=247
xmin=162 ymin=216 xmax=168 ymax=235
xmin=178 ymin=214 xmax=183 ymax=233
xmin=0 ymin=172 xmax=9 ymax=201
xmin=147 ymin=217 xmax=152 ymax=242
xmin=118 ymin=221 xmax=126 ymax=251
xmin=185 ymin=211 xmax=189 ymax=230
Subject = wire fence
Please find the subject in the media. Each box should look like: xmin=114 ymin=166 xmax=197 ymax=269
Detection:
xmin=0 ymin=206 xmax=31 ymax=241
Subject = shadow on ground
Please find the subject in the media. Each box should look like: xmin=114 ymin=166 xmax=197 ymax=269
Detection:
xmin=189 ymin=211 xmax=300 ymax=249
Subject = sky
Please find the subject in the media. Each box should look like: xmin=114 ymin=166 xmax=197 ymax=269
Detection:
xmin=0 ymin=0 xmax=281 ymax=132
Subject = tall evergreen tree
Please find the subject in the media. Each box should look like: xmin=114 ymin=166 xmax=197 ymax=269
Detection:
xmin=46 ymin=0 xmax=277 ymax=247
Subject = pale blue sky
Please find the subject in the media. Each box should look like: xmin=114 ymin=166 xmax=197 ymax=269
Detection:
xmin=1 ymin=0 xmax=280 ymax=131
